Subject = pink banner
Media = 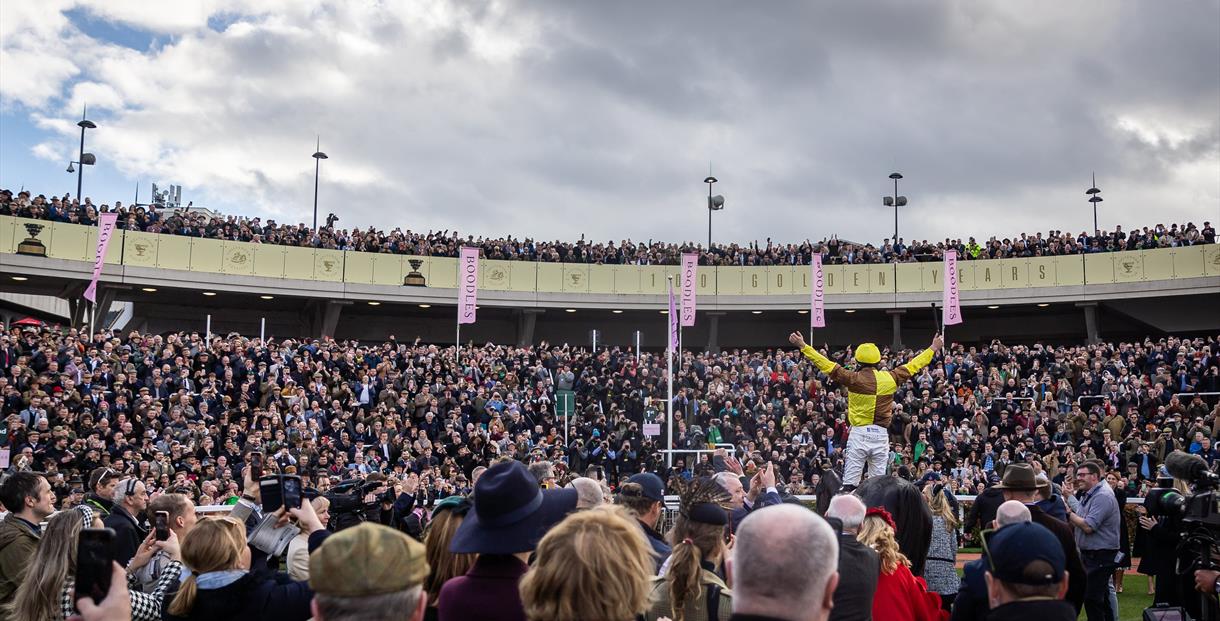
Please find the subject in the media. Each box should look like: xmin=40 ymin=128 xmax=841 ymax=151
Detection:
xmin=943 ymin=249 xmax=963 ymax=326
xmin=458 ymin=246 xmax=479 ymax=324
xmin=83 ymin=212 xmax=119 ymax=303
xmin=680 ymin=252 xmax=697 ymax=327
xmin=810 ymin=254 xmax=825 ymax=328
xmin=668 ymin=280 xmax=678 ymax=353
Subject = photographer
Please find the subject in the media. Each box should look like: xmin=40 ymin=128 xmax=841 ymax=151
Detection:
xmin=1143 ymin=451 xmax=1220 ymax=620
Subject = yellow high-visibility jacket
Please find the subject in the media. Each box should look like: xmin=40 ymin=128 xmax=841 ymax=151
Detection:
xmin=799 ymin=345 xmax=936 ymax=428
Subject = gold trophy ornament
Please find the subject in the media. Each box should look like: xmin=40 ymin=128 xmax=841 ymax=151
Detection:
xmin=403 ymin=259 xmax=426 ymax=286
xmin=16 ymin=223 xmax=47 ymax=257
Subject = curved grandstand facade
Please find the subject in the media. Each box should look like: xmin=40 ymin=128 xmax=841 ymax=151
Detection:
xmin=2 ymin=213 xmax=1218 ymax=347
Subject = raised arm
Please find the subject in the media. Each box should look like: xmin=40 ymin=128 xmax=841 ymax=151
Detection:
xmin=893 ymin=333 xmax=942 ymax=381
xmin=789 ymin=332 xmax=838 ymax=375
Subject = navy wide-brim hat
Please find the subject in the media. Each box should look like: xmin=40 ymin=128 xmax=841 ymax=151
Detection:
xmin=450 ymin=460 xmax=578 ymax=555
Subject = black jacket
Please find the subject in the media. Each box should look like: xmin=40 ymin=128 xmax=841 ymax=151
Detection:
xmin=162 ymin=531 xmax=327 ymax=621
xmin=986 ymin=599 xmax=1075 ymax=621
xmin=103 ymin=504 xmax=147 ymax=567
xmin=829 ymin=533 xmax=879 ymax=621
xmin=84 ymin=493 xmax=115 ymax=519
xmin=951 ymin=558 xmax=987 ymax=621
xmin=162 ymin=572 xmax=312 ymax=621
xmin=963 ymin=486 xmax=1005 ymax=534
xmin=639 ymin=520 xmax=671 ymax=572
xmin=1027 ymin=505 xmax=1085 ymax=613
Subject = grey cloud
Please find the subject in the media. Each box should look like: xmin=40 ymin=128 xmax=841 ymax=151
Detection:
xmin=9 ymin=0 xmax=1218 ymax=247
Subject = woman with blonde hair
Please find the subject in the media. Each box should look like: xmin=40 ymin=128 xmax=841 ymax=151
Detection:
xmin=422 ymin=496 xmax=476 ymax=621
xmin=519 ymin=505 xmax=654 ymax=621
xmin=645 ymin=477 xmax=733 ymax=621
xmin=166 ymin=510 xmax=316 ymax=621
xmin=921 ymin=484 xmax=959 ymax=610
xmin=857 ymin=507 xmax=947 ymax=621
xmin=5 ymin=505 xmax=181 ymax=621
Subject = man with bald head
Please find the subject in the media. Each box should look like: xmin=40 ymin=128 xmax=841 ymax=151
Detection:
xmin=824 ymin=494 xmax=880 ymax=621
xmin=951 ymin=500 xmax=1032 ymax=621
xmin=731 ymin=504 xmax=840 ymax=621
xmin=565 ymin=477 xmax=605 ymax=510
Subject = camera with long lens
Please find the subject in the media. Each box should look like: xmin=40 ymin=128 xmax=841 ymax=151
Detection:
xmin=1143 ymin=451 xmax=1220 ymax=620
xmin=324 ymin=478 xmax=389 ymax=531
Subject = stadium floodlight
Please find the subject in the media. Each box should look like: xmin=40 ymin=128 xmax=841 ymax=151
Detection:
xmin=73 ymin=107 xmax=97 ymax=201
xmin=884 ymin=172 xmax=907 ymax=306
xmin=705 ymin=175 xmax=724 ymax=294
xmin=705 ymin=176 xmax=723 ymax=250
xmin=312 ymin=137 xmax=329 ymax=230
xmin=1086 ymin=173 xmax=1103 ymax=236
xmin=66 ymin=154 xmax=96 ymax=174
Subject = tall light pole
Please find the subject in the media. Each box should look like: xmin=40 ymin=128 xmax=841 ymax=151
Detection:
xmin=705 ymin=176 xmax=724 ymax=249
xmin=71 ymin=107 xmax=97 ymax=201
xmin=882 ymin=172 xmax=907 ymax=303
xmin=705 ymin=176 xmax=724 ymax=294
xmin=312 ymin=137 xmax=329 ymax=230
xmin=1086 ymin=173 xmax=1103 ymax=238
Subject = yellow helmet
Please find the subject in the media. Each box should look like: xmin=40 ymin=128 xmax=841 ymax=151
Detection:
xmin=854 ymin=343 xmax=881 ymax=365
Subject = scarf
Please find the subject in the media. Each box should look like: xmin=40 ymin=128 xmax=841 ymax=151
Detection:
xmin=194 ymin=569 xmax=248 ymax=590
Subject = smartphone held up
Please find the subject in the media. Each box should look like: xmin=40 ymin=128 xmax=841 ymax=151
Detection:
xmin=75 ymin=528 xmax=115 ymax=609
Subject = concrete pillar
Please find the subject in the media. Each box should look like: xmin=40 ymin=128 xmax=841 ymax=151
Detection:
xmin=58 ymin=283 xmax=87 ymax=329
xmin=124 ymin=307 xmax=150 ymax=335
xmin=516 ymin=309 xmax=543 ymax=347
xmin=1078 ymin=302 xmax=1101 ymax=345
xmin=887 ymin=309 xmax=906 ymax=351
xmin=67 ymin=298 xmax=84 ymax=329
xmin=706 ymin=312 xmax=726 ymax=354
xmin=94 ymin=287 xmax=117 ymax=330
xmin=320 ymin=301 xmax=349 ymax=338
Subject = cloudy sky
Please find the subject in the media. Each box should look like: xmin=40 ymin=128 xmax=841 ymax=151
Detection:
xmin=2 ymin=1 xmax=1218 ymax=246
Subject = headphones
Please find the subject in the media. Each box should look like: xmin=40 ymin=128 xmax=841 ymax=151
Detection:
xmin=123 ymin=478 xmax=138 ymax=496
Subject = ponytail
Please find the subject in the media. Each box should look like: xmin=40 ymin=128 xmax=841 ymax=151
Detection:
xmin=168 ymin=575 xmax=198 ymax=616
xmin=170 ymin=517 xmax=246 ymax=616
xmin=666 ymin=537 xmax=702 ymax=621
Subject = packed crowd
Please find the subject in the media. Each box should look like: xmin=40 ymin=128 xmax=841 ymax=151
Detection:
xmin=2 ymin=317 xmax=1219 ymax=620
xmin=2 ymin=323 xmax=1217 ymax=511
xmin=3 ymin=188 xmax=1215 ymax=266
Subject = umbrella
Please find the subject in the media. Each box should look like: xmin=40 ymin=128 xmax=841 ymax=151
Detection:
xmin=12 ymin=317 xmax=44 ymax=327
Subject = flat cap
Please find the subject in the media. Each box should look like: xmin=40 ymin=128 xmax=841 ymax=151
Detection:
xmin=310 ymin=522 xmax=428 ymax=597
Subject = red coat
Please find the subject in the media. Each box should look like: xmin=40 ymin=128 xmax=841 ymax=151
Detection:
xmin=871 ymin=563 xmax=948 ymax=621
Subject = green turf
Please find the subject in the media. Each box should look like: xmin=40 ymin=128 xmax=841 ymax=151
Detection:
xmin=1113 ymin=588 xmax=1153 ymax=621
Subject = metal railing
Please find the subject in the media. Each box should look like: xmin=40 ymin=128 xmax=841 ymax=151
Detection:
xmin=1075 ymin=391 xmax=1220 ymax=406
